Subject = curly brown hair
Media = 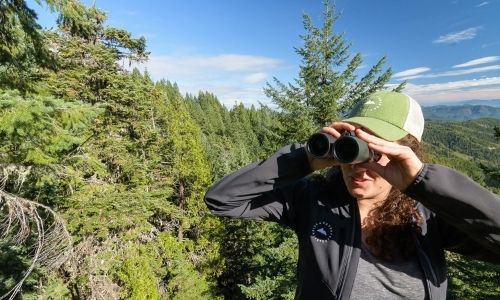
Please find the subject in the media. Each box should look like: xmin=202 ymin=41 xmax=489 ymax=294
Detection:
xmin=323 ymin=134 xmax=425 ymax=261
xmin=362 ymin=134 xmax=425 ymax=261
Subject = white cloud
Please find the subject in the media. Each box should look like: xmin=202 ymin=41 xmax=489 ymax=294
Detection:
xmin=138 ymin=54 xmax=281 ymax=79
xmin=476 ymin=1 xmax=489 ymax=7
xmin=452 ymin=56 xmax=500 ymax=68
xmin=433 ymin=27 xmax=480 ymax=44
xmin=398 ymin=77 xmax=500 ymax=103
xmin=393 ymin=67 xmax=431 ymax=78
xmin=395 ymin=64 xmax=500 ymax=80
xmin=243 ymin=72 xmax=268 ymax=84
xmin=128 ymin=54 xmax=282 ymax=107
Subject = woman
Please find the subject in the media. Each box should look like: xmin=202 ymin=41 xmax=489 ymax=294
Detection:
xmin=204 ymin=91 xmax=500 ymax=299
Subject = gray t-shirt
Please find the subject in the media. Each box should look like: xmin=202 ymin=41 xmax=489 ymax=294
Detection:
xmin=350 ymin=243 xmax=427 ymax=299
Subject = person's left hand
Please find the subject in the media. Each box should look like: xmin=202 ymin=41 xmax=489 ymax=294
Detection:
xmin=354 ymin=128 xmax=424 ymax=191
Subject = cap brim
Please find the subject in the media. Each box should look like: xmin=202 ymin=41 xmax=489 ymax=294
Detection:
xmin=342 ymin=116 xmax=408 ymax=141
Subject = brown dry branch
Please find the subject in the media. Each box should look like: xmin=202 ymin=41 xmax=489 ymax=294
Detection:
xmin=64 ymin=236 xmax=122 ymax=300
xmin=0 ymin=189 xmax=73 ymax=300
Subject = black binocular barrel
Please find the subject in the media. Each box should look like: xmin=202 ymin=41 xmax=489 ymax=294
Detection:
xmin=306 ymin=133 xmax=336 ymax=158
xmin=306 ymin=132 xmax=378 ymax=164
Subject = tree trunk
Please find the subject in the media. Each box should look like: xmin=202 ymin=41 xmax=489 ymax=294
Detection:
xmin=177 ymin=180 xmax=185 ymax=242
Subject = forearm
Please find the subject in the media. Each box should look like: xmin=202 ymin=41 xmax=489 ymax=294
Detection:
xmin=406 ymin=164 xmax=500 ymax=252
xmin=204 ymin=143 xmax=312 ymax=219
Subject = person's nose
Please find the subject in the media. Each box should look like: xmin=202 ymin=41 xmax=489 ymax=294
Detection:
xmin=350 ymin=163 xmax=368 ymax=172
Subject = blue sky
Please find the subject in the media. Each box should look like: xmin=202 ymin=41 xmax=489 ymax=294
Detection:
xmin=31 ymin=0 xmax=500 ymax=107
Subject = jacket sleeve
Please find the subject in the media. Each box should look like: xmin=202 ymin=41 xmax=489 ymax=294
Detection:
xmin=204 ymin=143 xmax=313 ymax=229
xmin=405 ymin=164 xmax=500 ymax=263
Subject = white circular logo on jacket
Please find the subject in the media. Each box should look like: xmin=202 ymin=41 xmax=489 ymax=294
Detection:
xmin=311 ymin=221 xmax=333 ymax=243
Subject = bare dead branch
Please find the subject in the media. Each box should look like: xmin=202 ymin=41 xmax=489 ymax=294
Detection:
xmin=0 ymin=189 xmax=73 ymax=300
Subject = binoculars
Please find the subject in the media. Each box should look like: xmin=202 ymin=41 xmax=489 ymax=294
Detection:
xmin=306 ymin=132 xmax=381 ymax=164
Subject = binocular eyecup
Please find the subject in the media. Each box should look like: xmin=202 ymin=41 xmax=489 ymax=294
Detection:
xmin=306 ymin=132 xmax=380 ymax=164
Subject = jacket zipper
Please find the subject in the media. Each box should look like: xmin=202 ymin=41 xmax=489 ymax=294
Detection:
xmin=336 ymin=198 xmax=358 ymax=299
xmin=414 ymin=233 xmax=438 ymax=300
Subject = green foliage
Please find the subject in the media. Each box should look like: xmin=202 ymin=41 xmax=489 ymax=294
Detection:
xmin=0 ymin=90 xmax=100 ymax=164
xmin=0 ymin=0 xmax=57 ymax=92
xmin=19 ymin=272 xmax=73 ymax=300
xmin=423 ymin=118 xmax=500 ymax=298
xmin=239 ymin=225 xmax=298 ymax=300
xmin=114 ymin=242 xmax=165 ymax=300
xmin=0 ymin=242 xmax=39 ymax=295
xmin=158 ymin=233 xmax=217 ymax=300
xmin=113 ymin=233 xmax=221 ymax=300
xmin=265 ymin=0 xmax=393 ymax=143
xmin=0 ymin=89 xmax=102 ymax=206
xmin=2 ymin=0 xmax=499 ymax=299
xmin=63 ymin=184 xmax=174 ymax=241
xmin=447 ymin=252 xmax=500 ymax=299
xmin=423 ymin=118 xmax=500 ymax=193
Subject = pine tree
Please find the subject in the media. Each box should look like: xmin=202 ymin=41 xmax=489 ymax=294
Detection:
xmin=0 ymin=0 xmax=57 ymax=92
xmin=265 ymin=0 xmax=399 ymax=143
xmin=0 ymin=89 xmax=100 ymax=297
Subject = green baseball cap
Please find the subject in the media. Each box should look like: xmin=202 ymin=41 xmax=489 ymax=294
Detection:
xmin=343 ymin=91 xmax=425 ymax=141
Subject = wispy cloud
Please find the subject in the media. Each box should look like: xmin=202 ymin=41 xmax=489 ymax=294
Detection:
xmin=476 ymin=1 xmax=489 ymax=7
xmin=396 ymin=77 xmax=500 ymax=103
xmin=129 ymin=54 xmax=282 ymax=106
xmin=395 ymin=64 xmax=500 ymax=80
xmin=243 ymin=72 xmax=268 ymax=84
xmin=453 ymin=56 xmax=500 ymax=68
xmin=433 ymin=27 xmax=481 ymax=44
xmin=393 ymin=67 xmax=431 ymax=79
xmin=140 ymin=54 xmax=281 ymax=78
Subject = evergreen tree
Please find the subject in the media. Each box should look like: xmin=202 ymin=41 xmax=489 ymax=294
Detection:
xmin=156 ymin=86 xmax=211 ymax=241
xmin=2 ymin=0 xmax=498 ymax=299
xmin=265 ymin=0 xmax=400 ymax=143
xmin=0 ymin=89 xmax=101 ymax=297
xmin=37 ymin=2 xmax=147 ymax=104
xmin=0 ymin=0 xmax=57 ymax=92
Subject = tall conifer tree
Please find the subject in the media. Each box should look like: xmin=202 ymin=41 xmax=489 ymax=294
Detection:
xmin=265 ymin=0 xmax=400 ymax=143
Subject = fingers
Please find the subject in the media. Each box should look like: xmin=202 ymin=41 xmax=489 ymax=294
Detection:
xmin=354 ymin=129 xmax=406 ymax=158
xmin=321 ymin=122 xmax=356 ymax=139
xmin=354 ymin=128 xmax=389 ymax=146
xmin=367 ymin=142 xmax=405 ymax=158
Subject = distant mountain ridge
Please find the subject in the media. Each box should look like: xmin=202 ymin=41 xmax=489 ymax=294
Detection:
xmin=454 ymin=99 xmax=500 ymax=107
xmin=422 ymin=104 xmax=500 ymax=121
xmin=422 ymin=99 xmax=500 ymax=107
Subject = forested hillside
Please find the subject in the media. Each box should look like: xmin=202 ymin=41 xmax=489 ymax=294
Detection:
xmin=424 ymin=118 xmax=500 ymax=193
xmin=423 ymin=118 xmax=500 ymax=298
xmin=0 ymin=1 xmax=499 ymax=299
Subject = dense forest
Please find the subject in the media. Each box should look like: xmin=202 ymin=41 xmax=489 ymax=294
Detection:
xmin=0 ymin=1 xmax=499 ymax=299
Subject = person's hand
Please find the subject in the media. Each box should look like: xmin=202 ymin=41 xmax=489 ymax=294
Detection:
xmin=307 ymin=122 xmax=357 ymax=171
xmin=355 ymin=128 xmax=424 ymax=191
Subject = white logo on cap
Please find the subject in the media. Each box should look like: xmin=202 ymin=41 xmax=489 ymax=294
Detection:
xmin=363 ymin=95 xmax=383 ymax=111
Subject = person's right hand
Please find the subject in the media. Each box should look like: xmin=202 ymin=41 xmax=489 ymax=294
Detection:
xmin=307 ymin=122 xmax=357 ymax=171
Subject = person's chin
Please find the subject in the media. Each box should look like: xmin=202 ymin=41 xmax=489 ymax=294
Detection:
xmin=347 ymin=187 xmax=367 ymax=199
